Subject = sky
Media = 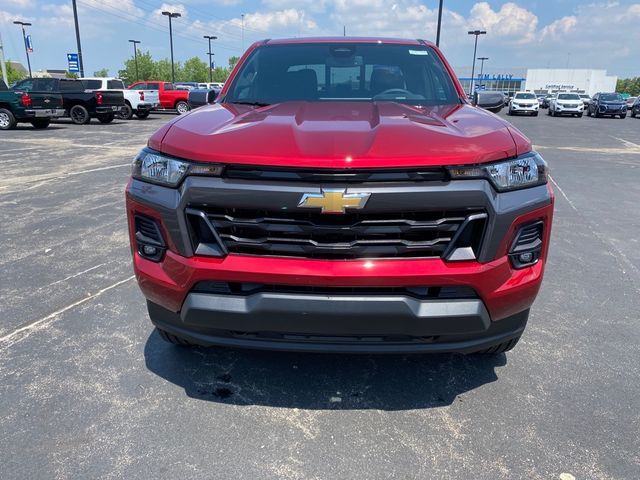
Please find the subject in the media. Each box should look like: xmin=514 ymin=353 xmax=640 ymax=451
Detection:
xmin=1 ymin=0 xmax=639 ymax=78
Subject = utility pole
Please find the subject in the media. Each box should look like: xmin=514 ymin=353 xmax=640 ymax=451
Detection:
xmin=128 ymin=40 xmax=141 ymax=81
xmin=477 ymin=56 xmax=488 ymax=86
xmin=343 ymin=25 xmax=346 ymax=36
xmin=13 ymin=21 xmax=33 ymax=77
xmin=467 ymin=30 xmax=486 ymax=96
xmin=435 ymin=0 xmax=444 ymax=47
xmin=70 ymin=0 xmax=84 ymax=77
xmin=204 ymin=35 xmax=217 ymax=83
xmin=0 ymin=32 xmax=8 ymax=86
xmin=162 ymin=11 xmax=181 ymax=83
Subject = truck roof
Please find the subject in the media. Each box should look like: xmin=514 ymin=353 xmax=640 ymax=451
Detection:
xmin=263 ymin=37 xmax=434 ymax=47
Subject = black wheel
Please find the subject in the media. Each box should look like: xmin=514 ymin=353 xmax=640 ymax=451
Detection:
xmin=157 ymin=328 xmax=194 ymax=346
xmin=0 ymin=108 xmax=18 ymax=130
xmin=594 ymin=109 xmax=602 ymax=118
xmin=632 ymin=111 xmax=637 ymax=118
xmin=474 ymin=336 xmax=521 ymax=354
xmin=135 ymin=110 xmax=150 ymax=119
xmin=547 ymin=108 xmax=551 ymax=116
xmin=533 ymin=111 xmax=538 ymax=116
xmin=619 ymin=114 xmax=625 ymax=119
xmin=175 ymin=100 xmax=190 ymax=115
xmin=30 ymin=119 xmax=51 ymax=129
xmin=97 ymin=113 xmax=114 ymax=124
xmin=578 ymin=113 xmax=583 ymax=118
xmin=118 ymin=103 xmax=133 ymax=120
xmin=70 ymin=104 xmax=90 ymax=124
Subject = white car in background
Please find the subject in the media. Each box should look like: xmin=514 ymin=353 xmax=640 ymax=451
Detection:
xmin=197 ymin=82 xmax=225 ymax=89
xmin=548 ymin=92 xmax=584 ymax=117
xmin=80 ymin=77 xmax=159 ymax=119
xmin=507 ymin=92 xmax=539 ymax=116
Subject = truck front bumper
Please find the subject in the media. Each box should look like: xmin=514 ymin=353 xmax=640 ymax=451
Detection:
xmin=126 ymin=175 xmax=554 ymax=353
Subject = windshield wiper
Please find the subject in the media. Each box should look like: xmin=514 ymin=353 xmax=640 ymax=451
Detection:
xmin=228 ymin=100 xmax=271 ymax=107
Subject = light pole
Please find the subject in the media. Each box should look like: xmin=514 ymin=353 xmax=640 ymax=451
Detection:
xmin=435 ymin=0 xmax=444 ymax=47
xmin=203 ymin=35 xmax=217 ymax=83
xmin=467 ymin=30 xmax=486 ymax=96
xmin=128 ymin=40 xmax=141 ymax=81
xmin=477 ymin=56 xmax=488 ymax=89
xmin=241 ymin=14 xmax=245 ymax=51
xmin=12 ymin=21 xmax=32 ymax=77
xmin=70 ymin=0 xmax=84 ymax=77
xmin=162 ymin=11 xmax=181 ymax=83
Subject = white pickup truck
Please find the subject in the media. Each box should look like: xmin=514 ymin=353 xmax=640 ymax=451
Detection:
xmin=80 ymin=77 xmax=159 ymax=119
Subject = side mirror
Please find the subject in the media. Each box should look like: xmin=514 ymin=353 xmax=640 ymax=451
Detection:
xmin=473 ymin=91 xmax=506 ymax=113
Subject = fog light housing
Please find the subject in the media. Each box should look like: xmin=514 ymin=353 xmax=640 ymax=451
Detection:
xmin=509 ymin=221 xmax=543 ymax=269
xmin=134 ymin=215 xmax=166 ymax=262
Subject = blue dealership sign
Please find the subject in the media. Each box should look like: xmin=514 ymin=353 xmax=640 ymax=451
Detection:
xmin=25 ymin=35 xmax=33 ymax=53
xmin=67 ymin=53 xmax=79 ymax=73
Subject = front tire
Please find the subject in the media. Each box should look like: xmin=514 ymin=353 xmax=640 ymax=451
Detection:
xmin=533 ymin=111 xmax=538 ymax=116
xmin=175 ymin=101 xmax=190 ymax=115
xmin=97 ymin=113 xmax=114 ymax=124
xmin=70 ymin=105 xmax=90 ymax=124
xmin=30 ymin=119 xmax=51 ymax=129
xmin=135 ymin=110 xmax=150 ymax=119
xmin=157 ymin=328 xmax=194 ymax=346
xmin=474 ymin=336 xmax=521 ymax=354
xmin=0 ymin=108 xmax=18 ymax=130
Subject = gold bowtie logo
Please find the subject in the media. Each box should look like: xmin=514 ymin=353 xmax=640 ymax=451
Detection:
xmin=298 ymin=188 xmax=371 ymax=214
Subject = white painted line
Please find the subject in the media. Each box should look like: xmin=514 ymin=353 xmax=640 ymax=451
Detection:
xmin=612 ymin=136 xmax=640 ymax=149
xmin=44 ymin=263 xmax=108 ymax=288
xmin=67 ymin=163 xmax=130 ymax=176
xmin=0 ymin=275 xmax=135 ymax=346
xmin=549 ymin=175 xmax=578 ymax=212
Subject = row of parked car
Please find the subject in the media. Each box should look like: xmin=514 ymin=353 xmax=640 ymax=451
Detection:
xmin=0 ymin=77 xmax=224 ymax=130
xmin=507 ymin=91 xmax=639 ymax=119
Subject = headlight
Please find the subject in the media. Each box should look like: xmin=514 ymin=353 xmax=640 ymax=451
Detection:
xmin=132 ymin=148 xmax=223 ymax=187
xmin=447 ymin=152 xmax=548 ymax=192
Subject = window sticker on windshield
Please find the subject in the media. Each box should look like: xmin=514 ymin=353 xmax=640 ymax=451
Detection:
xmin=408 ymin=50 xmax=429 ymax=55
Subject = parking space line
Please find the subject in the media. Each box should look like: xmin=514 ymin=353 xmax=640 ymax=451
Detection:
xmin=0 ymin=275 xmax=135 ymax=348
xmin=549 ymin=175 xmax=578 ymax=211
xmin=42 ymin=263 xmax=108 ymax=288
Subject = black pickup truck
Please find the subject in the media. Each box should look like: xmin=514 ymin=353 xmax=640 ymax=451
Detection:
xmin=12 ymin=78 xmax=125 ymax=125
xmin=0 ymin=80 xmax=65 ymax=130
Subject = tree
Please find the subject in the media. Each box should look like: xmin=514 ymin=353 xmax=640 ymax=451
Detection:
xmin=93 ymin=68 xmax=109 ymax=77
xmin=180 ymin=57 xmax=209 ymax=82
xmin=212 ymin=66 xmax=229 ymax=82
xmin=228 ymin=56 xmax=240 ymax=70
xmin=155 ymin=59 xmax=179 ymax=82
xmin=4 ymin=61 xmax=26 ymax=84
xmin=117 ymin=50 xmax=156 ymax=83
xmin=65 ymin=71 xmax=79 ymax=79
xmin=616 ymin=77 xmax=640 ymax=97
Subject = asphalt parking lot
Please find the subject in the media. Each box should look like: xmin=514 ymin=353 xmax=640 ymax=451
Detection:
xmin=1 ymin=110 xmax=639 ymax=479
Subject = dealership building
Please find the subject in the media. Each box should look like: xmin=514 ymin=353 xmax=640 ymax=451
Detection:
xmin=455 ymin=67 xmax=617 ymax=97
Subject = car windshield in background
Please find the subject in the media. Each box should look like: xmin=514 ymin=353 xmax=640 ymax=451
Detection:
xmin=225 ymin=43 xmax=461 ymax=106
xmin=580 ymin=95 xmax=590 ymax=99
xmin=601 ymin=93 xmax=623 ymax=101
xmin=558 ymin=93 xmax=580 ymax=100
xmin=515 ymin=93 xmax=536 ymax=99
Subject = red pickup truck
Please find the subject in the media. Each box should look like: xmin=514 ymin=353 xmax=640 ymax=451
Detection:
xmin=126 ymin=38 xmax=554 ymax=355
xmin=128 ymin=81 xmax=190 ymax=114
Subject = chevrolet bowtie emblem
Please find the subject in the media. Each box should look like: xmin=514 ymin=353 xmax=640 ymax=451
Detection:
xmin=298 ymin=188 xmax=371 ymax=214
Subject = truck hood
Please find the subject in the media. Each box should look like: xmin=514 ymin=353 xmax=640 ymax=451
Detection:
xmin=154 ymin=101 xmax=529 ymax=168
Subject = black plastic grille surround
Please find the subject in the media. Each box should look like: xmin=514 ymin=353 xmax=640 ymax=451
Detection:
xmin=186 ymin=206 xmax=486 ymax=259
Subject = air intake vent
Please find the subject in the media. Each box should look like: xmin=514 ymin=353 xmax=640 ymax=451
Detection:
xmin=509 ymin=221 xmax=543 ymax=268
xmin=135 ymin=215 xmax=164 ymax=245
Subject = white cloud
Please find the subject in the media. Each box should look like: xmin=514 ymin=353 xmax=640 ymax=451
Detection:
xmin=540 ymin=16 xmax=577 ymax=40
xmin=3 ymin=0 xmax=32 ymax=7
xmin=152 ymin=3 xmax=189 ymax=20
xmin=467 ymin=2 xmax=538 ymax=43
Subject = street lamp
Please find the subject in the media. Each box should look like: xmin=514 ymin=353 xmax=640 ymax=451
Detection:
xmin=12 ymin=20 xmax=32 ymax=77
xmin=162 ymin=11 xmax=181 ymax=83
xmin=129 ymin=40 xmax=141 ymax=82
xmin=477 ymin=56 xmax=489 ymax=88
xmin=435 ymin=0 xmax=444 ymax=47
xmin=467 ymin=30 xmax=486 ymax=96
xmin=203 ymin=35 xmax=217 ymax=83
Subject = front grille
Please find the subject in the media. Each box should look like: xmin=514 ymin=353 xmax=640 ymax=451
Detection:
xmin=187 ymin=207 xmax=485 ymax=259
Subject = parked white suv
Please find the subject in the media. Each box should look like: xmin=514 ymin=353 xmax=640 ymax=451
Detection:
xmin=548 ymin=92 xmax=584 ymax=117
xmin=508 ymin=92 xmax=539 ymax=116
xmin=80 ymin=77 xmax=160 ymax=119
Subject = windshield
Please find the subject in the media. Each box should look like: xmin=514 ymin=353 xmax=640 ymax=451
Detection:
xmin=514 ymin=93 xmax=535 ymax=99
xmin=579 ymin=95 xmax=590 ymax=99
xmin=601 ymin=93 xmax=623 ymax=102
xmin=224 ymin=43 xmax=460 ymax=106
xmin=558 ymin=93 xmax=580 ymax=100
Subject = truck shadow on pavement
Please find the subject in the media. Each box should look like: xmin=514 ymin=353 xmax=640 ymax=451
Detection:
xmin=144 ymin=330 xmax=506 ymax=410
